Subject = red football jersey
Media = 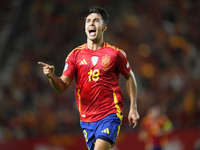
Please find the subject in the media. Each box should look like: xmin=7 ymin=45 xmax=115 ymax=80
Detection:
xmin=62 ymin=42 xmax=131 ymax=122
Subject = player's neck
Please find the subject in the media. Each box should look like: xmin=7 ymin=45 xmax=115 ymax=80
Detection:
xmin=87 ymin=39 xmax=104 ymax=50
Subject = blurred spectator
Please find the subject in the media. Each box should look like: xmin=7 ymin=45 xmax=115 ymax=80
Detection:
xmin=194 ymin=138 xmax=200 ymax=150
xmin=138 ymin=106 xmax=173 ymax=150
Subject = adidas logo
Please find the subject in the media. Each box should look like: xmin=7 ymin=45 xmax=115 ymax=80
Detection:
xmin=101 ymin=128 xmax=109 ymax=134
xmin=79 ymin=59 xmax=87 ymax=65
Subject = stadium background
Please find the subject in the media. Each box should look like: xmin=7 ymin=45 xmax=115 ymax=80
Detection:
xmin=0 ymin=0 xmax=200 ymax=149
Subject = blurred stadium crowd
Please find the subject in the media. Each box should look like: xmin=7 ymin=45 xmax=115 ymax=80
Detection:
xmin=0 ymin=0 xmax=200 ymax=140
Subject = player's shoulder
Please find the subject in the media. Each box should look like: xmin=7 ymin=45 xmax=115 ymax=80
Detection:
xmin=104 ymin=42 xmax=127 ymax=57
xmin=69 ymin=43 xmax=86 ymax=54
xmin=65 ymin=43 xmax=86 ymax=61
xmin=73 ymin=43 xmax=87 ymax=51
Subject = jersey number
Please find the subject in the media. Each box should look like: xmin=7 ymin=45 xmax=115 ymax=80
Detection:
xmin=83 ymin=130 xmax=88 ymax=142
xmin=88 ymin=69 xmax=100 ymax=82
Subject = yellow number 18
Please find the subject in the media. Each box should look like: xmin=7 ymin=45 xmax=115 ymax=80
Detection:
xmin=88 ymin=69 xmax=100 ymax=82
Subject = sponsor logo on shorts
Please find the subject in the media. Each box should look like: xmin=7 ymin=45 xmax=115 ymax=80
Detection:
xmin=101 ymin=128 xmax=110 ymax=134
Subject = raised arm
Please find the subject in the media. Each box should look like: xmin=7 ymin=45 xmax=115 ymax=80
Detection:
xmin=124 ymin=70 xmax=140 ymax=128
xmin=38 ymin=62 xmax=73 ymax=93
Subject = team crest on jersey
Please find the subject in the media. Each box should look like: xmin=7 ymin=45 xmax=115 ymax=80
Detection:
xmin=101 ymin=55 xmax=110 ymax=68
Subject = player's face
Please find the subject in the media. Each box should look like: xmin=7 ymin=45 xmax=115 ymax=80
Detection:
xmin=85 ymin=13 xmax=107 ymax=41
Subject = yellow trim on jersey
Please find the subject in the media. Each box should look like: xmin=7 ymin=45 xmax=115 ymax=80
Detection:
xmin=112 ymin=88 xmax=123 ymax=139
xmin=103 ymin=42 xmax=106 ymax=47
xmin=105 ymin=42 xmax=127 ymax=57
xmin=65 ymin=44 xmax=86 ymax=61
xmin=113 ymin=89 xmax=123 ymax=121
xmin=105 ymin=42 xmax=116 ymax=49
xmin=78 ymin=88 xmax=81 ymax=113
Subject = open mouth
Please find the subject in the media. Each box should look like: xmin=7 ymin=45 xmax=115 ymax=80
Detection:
xmin=89 ymin=29 xmax=96 ymax=36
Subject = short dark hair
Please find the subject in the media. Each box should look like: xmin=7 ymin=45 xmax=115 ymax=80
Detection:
xmin=84 ymin=6 xmax=109 ymax=25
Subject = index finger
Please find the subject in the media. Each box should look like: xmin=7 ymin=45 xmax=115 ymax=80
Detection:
xmin=38 ymin=62 xmax=49 ymax=67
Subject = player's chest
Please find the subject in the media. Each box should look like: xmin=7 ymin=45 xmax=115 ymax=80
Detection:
xmin=75 ymin=53 xmax=116 ymax=72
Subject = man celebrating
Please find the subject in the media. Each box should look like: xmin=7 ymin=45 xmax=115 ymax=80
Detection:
xmin=39 ymin=6 xmax=139 ymax=150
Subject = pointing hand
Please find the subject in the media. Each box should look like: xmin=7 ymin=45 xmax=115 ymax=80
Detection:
xmin=38 ymin=62 xmax=55 ymax=78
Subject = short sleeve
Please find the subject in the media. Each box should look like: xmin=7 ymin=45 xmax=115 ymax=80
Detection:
xmin=117 ymin=50 xmax=131 ymax=76
xmin=62 ymin=50 xmax=76 ymax=78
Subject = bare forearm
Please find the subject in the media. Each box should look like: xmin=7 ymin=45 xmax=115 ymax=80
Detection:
xmin=126 ymin=70 xmax=137 ymax=109
xmin=38 ymin=62 xmax=73 ymax=93
xmin=49 ymin=74 xmax=68 ymax=93
xmin=125 ymin=70 xmax=139 ymax=128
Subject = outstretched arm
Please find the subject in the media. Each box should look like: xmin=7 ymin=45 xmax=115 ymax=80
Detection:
xmin=38 ymin=62 xmax=73 ymax=93
xmin=124 ymin=70 xmax=139 ymax=128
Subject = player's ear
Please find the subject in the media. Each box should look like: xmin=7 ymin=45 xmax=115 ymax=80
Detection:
xmin=103 ymin=24 xmax=107 ymax=31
